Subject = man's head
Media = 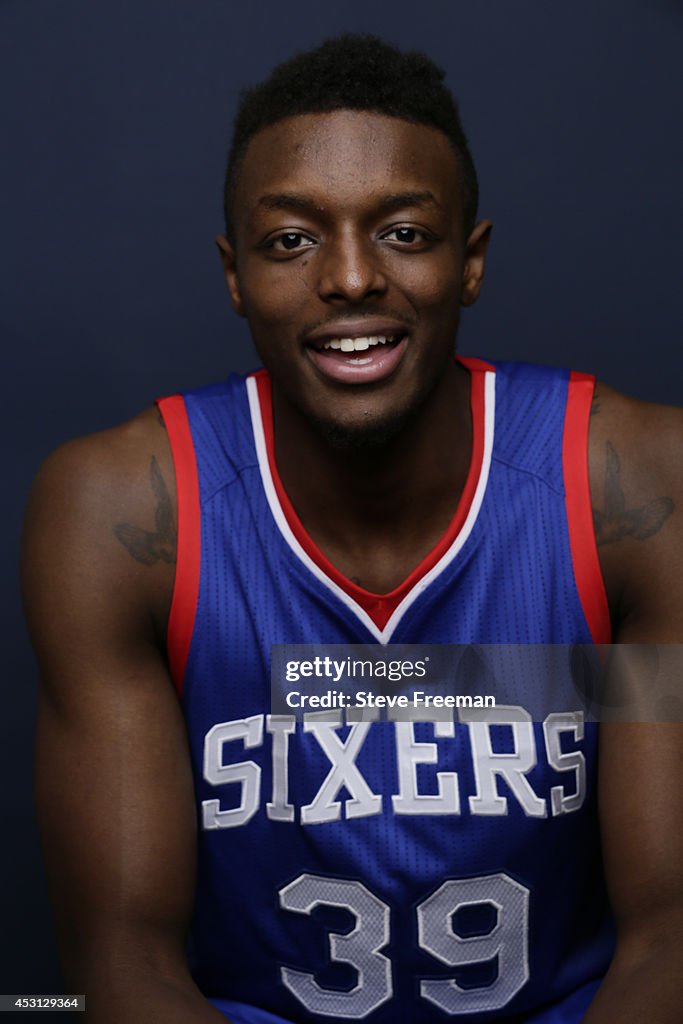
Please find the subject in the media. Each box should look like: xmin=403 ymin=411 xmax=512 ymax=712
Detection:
xmin=223 ymin=33 xmax=478 ymax=244
xmin=217 ymin=36 xmax=491 ymax=449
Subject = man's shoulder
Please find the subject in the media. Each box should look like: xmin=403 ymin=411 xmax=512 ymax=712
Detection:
xmin=590 ymin=382 xmax=683 ymax=498
xmin=32 ymin=406 xmax=173 ymax=519
xmin=26 ymin=368 xmax=258 ymax=578
xmin=589 ymin=383 xmax=683 ymax=640
xmin=23 ymin=406 xmax=177 ymax=636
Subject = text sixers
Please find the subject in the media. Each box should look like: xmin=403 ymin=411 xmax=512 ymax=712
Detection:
xmin=201 ymin=706 xmax=586 ymax=828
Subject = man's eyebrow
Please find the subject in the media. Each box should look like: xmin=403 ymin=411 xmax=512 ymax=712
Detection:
xmin=257 ymin=193 xmax=322 ymax=213
xmin=379 ymin=191 xmax=440 ymax=210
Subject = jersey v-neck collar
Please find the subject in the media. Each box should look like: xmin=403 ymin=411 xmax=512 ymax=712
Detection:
xmin=246 ymin=356 xmax=496 ymax=643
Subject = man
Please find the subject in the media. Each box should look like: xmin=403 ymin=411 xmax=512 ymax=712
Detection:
xmin=23 ymin=34 xmax=682 ymax=1024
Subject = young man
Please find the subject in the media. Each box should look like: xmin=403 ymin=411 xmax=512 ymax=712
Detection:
xmin=23 ymin=35 xmax=682 ymax=1024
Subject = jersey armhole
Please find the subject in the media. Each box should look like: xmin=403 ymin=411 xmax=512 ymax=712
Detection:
xmin=563 ymin=372 xmax=612 ymax=644
xmin=156 ymin=395 xmax=201 ymax=697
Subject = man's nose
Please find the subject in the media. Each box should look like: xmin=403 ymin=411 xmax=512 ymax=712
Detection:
xmin=317 ymin=231 xmax=388 ymax=303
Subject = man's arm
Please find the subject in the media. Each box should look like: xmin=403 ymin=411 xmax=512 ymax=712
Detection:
xmin=584 ymin=387 xmax=683 ymax=1023
xmin=22 ymin=411 xmax=226 ymax=1023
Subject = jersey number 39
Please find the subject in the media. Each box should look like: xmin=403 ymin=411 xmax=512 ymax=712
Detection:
xmin=279 ymin=872 xmax=530 ymax=1018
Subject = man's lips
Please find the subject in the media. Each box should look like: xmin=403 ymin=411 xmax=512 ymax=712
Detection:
xmin=305 ymin=334 xmax=409 ymax=384
xmin=303 ymin=319 xmax=411 ymax=385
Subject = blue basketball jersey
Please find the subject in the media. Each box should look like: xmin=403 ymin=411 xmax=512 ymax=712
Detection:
xmin=158 ymin=357 xmax=614 ymax=1024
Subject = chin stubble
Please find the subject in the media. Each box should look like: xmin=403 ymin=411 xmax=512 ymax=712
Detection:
xmin=308 ymin=394 xmax=428 ymax=452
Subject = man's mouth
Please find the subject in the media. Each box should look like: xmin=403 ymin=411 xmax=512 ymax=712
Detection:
xmin=313 ymin=334 xmax=403 ymax=364
xmin=305 ymin=332 xmax=408 ymax=382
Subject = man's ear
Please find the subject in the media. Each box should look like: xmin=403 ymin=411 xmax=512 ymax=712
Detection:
xmin=216 ymin=235 xmax=245 ymax=317
xmin=461 ymin=219 xmax=493 ymax=307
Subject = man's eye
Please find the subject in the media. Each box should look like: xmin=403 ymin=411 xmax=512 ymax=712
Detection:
xmin=382 ymin=227 xmax=425 ymax=244
xmin=270 ymin=232 xmax=315 ymax=251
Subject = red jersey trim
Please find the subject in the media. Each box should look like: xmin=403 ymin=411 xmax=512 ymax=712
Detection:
xmin=252 ymin=358 xmax=488 ymax=632
xmin=562 ymin=372 xmax=612 ymax=644
xmin=458 ymin=354 xmax=496 ymax=374
xmin=156 ymin=394 xmax=201 ymax=697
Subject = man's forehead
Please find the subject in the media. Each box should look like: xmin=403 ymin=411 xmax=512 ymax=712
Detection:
xmin=236 ymin=109 xmax=460 ymax=210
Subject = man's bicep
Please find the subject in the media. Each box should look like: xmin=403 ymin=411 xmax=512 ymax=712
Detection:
xmin=587 ymin=391 xmax=683 ymax=1016
xmin=23 ymin=429 xmax=196 ymax=984
xmin=35 ymin=643 xmax=198 ymax=969
xmin=599 ymin=723 xmax=683 ymax=936
xmin=583 ymin=721 xmax=683 ymax=1022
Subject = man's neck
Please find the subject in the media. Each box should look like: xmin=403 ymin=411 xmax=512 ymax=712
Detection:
xmin=271 ymin=361 xmax=472 ymax=593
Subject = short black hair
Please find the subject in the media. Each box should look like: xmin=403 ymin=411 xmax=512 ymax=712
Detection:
xmin=223 ymin=33 xmax=478 ymax=241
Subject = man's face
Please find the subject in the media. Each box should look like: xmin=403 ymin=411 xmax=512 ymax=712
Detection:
xmin=220 ymin=110 xmax=490 ymax=444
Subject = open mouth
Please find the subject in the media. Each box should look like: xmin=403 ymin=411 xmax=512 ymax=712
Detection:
xmin=310 ymin=334 xmax=405 ymax=365
xmin=306 ymin=333 xmax=408 ymax=382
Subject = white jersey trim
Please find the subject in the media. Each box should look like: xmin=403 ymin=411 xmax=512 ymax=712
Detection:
xmin=246 ymin=371 xmax=496 ymax=644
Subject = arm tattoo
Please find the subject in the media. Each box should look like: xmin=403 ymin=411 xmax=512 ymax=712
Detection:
xmin=593 ymin=441 xmax=674 ymax=545
xmin=114 ymin=457 xmax=176 ymax=565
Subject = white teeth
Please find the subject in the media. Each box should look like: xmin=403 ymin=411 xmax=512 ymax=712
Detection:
xmin=322 ymin=335 xmax=392 ymax=351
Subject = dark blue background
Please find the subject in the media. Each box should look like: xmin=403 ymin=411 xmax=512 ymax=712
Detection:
xmin=2 ymin=0 xmax=681 ymax=996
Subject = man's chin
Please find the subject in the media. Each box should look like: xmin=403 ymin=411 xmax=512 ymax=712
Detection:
xmin=288 ymin=358 xmax=458 ymax=452
xmin=309 ymin=406 xmax=419 ymax=452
